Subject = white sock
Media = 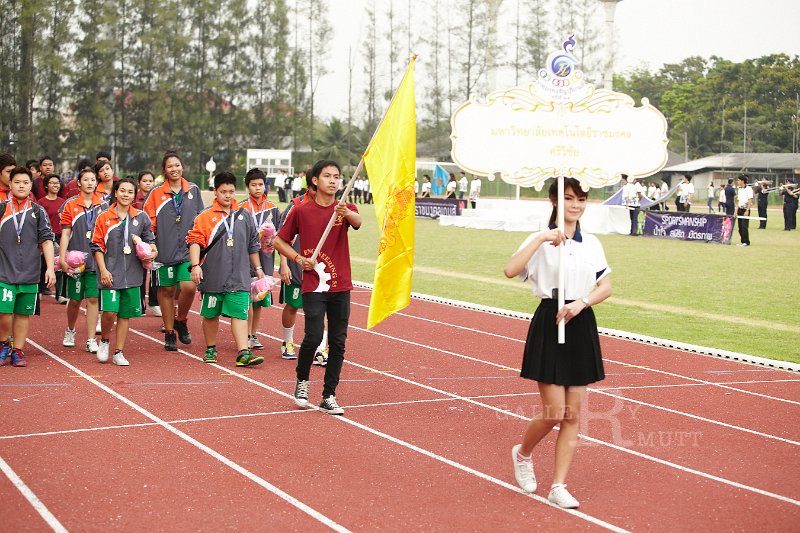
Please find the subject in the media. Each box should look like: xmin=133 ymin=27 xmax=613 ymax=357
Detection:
xmin=317 ymin=330 xmax=328 ymax=352
xmin=283 ymin=327 xmax=294 ymax=343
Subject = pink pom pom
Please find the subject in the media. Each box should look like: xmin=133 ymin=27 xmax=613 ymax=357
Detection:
xmin=258 ymin=220 xmax=276 ymax=252
xmin=250 ymin=276 xmax=277 ymax=302
xmin=135 ymin=240 xmax=152 ymax=260
xmin=65 ymin=250 xmax=87 ymax=268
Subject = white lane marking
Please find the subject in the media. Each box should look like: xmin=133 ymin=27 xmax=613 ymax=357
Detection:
xmin=0 ymin=455 xmax=69 ymax=533
xmin=27 ymin=340 xmax=351 ymax=533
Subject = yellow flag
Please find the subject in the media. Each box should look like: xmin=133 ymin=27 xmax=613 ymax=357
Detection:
xmin=363 ymin=59 xmax=416 ymax=329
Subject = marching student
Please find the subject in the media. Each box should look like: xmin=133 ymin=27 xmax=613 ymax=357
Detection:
xmin=735 ymin=174 xmax=753 ymax=246
xmin=134 ymin=170 xmax=155 ymax=209
xmin=274 ymin=160 xmax=362 ymax=415
xmin=94 ymin=160 xmax=115 ymax=202
xmin=756 ymin=178 xmax=769 ymax=229
xmin=59 ymin=168 xmax=108 ymax=353
xmin=782 ymin=178 xmax=798 ymax=230
xmin=504 ymin=177 xmax=612 ymax=509
xmin=0 ymin=153 xmax=18 ymax=202
xmin=38 ymin=174 xmax=67 ymax=302
xmin=241 ymin=168 xmax=281 ymax=350
xmin=187 ymin=171 xmax=264 ymax=367
xmin=143 ymin=151 xmax=204 ymax=351
xmin=91 ymin=177 xmax=157 ymax=365
xmin=0 ymin=167 xmax=56 ymax=367
xmin=134 ymin=171 xmax=160 ymax=316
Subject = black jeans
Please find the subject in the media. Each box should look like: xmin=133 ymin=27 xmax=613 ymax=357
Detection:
xmin=737 ymin=207 xmax=750 ymax=244
xmin=297 ymin=291 xmax=351 ymax=398
xmin=629 ymin=207 xmax=639 ymax=235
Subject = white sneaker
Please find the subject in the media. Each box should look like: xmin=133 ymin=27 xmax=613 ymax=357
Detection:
xmin=112 ymin=351 xmax=129 ymax=366
xmin=85 ymin=338 xmax=98 ymax=354
xmin=511 ymin=444 xmax=537 ymax=493
xmin=63 ymin=328 xmax=76 ymax=347
xmin=150 ymin=305 xmax=162 ymax=317
xmin=96 ymin=340 xmax=110 ymax=363
xmin=95 ymin=316 xmax=102 ymax=334
xmin=548 ymin=484 xmax=579 ymax=509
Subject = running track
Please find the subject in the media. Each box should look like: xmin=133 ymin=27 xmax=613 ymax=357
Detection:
xmin=1 ymin=288 xmax=798 ymax=531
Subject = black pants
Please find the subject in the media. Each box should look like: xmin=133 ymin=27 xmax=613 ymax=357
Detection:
xmin=297 ymin=291 xmax=350 ymax=398
xmin=757 ymin=202 xmax=767 ymax=229
xmin=785 ymin=202 xmax=798 ymax=230
xmin=725 ymin=204 xmax=735 ymax=216
xmin=629 ymin=207 xmax=639 ymax=235
xmin=737 ymin=207 xmax=750 ymax=244
xmin=277 ymin=188 xmax=286 ymax=203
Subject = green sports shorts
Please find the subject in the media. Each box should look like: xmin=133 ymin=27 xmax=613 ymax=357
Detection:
xmin=0 ymin=282 xmax=38 ymax=316
xmin=157 ymin=262 xmax=192 ymax=287
xmin=279 ymin=283 xmax=302 ymax=309
xmin=100 ymin=287 xmax=143 ymax=319
xmin=67 ymin=271 xmax=99 ymax=300
xmin=252 ymin=291 xmax=272 ymax=309
xmin=200 ymin=291 xmax=249 ymax=321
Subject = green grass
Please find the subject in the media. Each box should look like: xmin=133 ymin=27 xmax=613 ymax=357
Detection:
xmin=245 ymin=191 xmax=799 ymax=364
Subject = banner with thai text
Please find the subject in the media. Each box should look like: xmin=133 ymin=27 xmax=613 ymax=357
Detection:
xmin=643 ymin=211 xmax=734 ymax=244
xmin=414 ymin=198 xmax=462 ymax=219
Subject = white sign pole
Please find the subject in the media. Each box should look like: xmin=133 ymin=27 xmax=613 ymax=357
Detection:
xmin=557 ymin=175 xmax=566 ymax=343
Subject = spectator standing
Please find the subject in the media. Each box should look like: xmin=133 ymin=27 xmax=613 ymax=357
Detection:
xmin=420 ymin=175 xmax=431 ymax=198
xmin=458 ymin=172 xmax=468 ymax=201
xmin=706 ymin=181 xmax=715 ymax=213
xmin=735 ymin=174 xmax=753 ymax=246
xmin=724 ymin=178 xmax=736 ymax=216
xmin=469 ymin=175 xmax=481 ymax=209
xmin=756 ymin=178 xmax=769 ymax=229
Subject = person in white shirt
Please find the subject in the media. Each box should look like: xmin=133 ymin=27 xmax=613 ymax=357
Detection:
xmin=413 ymin=179 xmax=419 ymax=197
xmin=420 ymin=175 xmax=431 ymax=198
xmin=736 ymin=174 xmax=753 ymax=246
xmin=621 ymin=174 xmax=642 ymax=235
xmin=274 ymin=170 xmax=286 ymax=203
xmin=659 ymin=178 xmax=669 ymax=210
xmin=717 ymin=184 xmax=726 ymax=213
xmin=706 ymin=181 xmax=715 ymax=213
xmin=291 ymin=174 xmax=303 ymax=198
xmin=504 ymin=176 xmax=612 ymax=510
xmin=468 ymin=175 xmax=481 ymax=208
xmin=445 ymin=173 xmax=457 ymax=199
xmin=646 ymin=182 xmax=657 ymax=202
xmin=458 ymin=172 xmax=468 ymax=201
xmin=676 ymin=174 xmax=694 ymax=212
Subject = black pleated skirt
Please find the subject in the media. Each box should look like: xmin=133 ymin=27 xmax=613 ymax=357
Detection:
xmin=520 ymin=299 xmax=605 ymax=386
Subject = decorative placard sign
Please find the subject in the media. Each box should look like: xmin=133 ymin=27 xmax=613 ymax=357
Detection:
xmin=451 ymin=36 xmax=668 ymax=190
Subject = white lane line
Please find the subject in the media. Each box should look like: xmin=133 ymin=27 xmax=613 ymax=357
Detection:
xmin=27 ymin=340 xmax=351 ymax=533
xmin=145 ymin=321 xmax=630 ymax=532
xmin=0 ymin=455 xmax=69 ymax=533
xmin=339 ymin=358 xmax=800 ymax=507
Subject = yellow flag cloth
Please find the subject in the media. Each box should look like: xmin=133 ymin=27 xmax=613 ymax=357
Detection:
xmin=363 ymin=59 xmax=417 ymax=329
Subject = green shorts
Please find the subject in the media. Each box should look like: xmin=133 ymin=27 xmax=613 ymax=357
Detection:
xmin=201 ymin=291 xmax=249 ymax=320
xmin=252 ymin=291 xmax=272 ymax=309
xmin=157 ymin=262 xmax=192 ymax=287
xmin=0 ymin=282 xmax=38 ymax=316
xmin=67 ymin=271 xmax=99 ymax=300
xmin=100 ymin=287 xmax=143 ymax=319
xmin=279 ymin=283 xmax=302 ymax=309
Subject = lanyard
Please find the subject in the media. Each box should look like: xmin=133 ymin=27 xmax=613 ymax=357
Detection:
xmin=121 ymin=214 xmax=130 ymax=246
xmin=220 ymin=210 xmax=235 ymax=239
xmin=83 ymin=204 xmax=97 ymax=232
xmin=171 ymin=189 xmax=184 ymax=219
xmin=10 ymin=199 xmax=29 ymax=244
xmin=247 ymin=199 xmax=267 ymax=227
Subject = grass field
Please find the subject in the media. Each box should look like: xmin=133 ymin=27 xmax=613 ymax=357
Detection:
xmin=245 ymin=192 xmax=799 ymax=364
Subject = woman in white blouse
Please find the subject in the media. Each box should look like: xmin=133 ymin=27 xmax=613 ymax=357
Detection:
xmin=503 ymin=177 xmax=612 ymax=509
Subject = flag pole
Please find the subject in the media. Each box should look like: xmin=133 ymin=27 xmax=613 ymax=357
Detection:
xmin=557 ymin=174 xmax=566 ymax=344
xmin=309 ymin=55 xmax=418 ymax=263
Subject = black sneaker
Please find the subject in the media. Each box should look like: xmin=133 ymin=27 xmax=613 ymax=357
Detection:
xmin=164 ymin=331 xmax=178 ymax=351
xmin=319 ymin=396 xmax=344 ymax=415
xmin=293 ymin=379 xmax=309 ymax=408
xmin=174 ymin=319 xmax=191 ymax=344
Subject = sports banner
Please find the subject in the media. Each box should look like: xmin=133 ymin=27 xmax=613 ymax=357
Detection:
xmin=643 ymin=211 xmax=734 ymax=244
xmin=414 ymin=198 xmax=462 ymax=219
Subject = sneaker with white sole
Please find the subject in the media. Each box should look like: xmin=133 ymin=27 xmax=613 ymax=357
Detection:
xmin=548 ymin=484 xmax=579 ymax=509
xmin=281 ymin=341 xmax=297 ymax=360
xmin=96 ymin=340 xmax=110 ymax=363
xmin=63 ymin=328 xmax=76 ymax=347
xmin=56 ymin=296 xmax=69 ymax=304
xmin=85 ymin=338 xmax=98 ymax=354
xmin=293 ymin=379 xmax=309 ymax=408
xmin=319 ymin=396 xmax=344 ymax=415
xmin=511 ymin=444 xmax=537 ymax=493
xmin=150 ymin=305 xmax=162 ymax=317
xmin=248 ymin=335 xmax=264 ymax=349
xmin=313 ymin=346 xmax=328 ymax=366
xmin=112 ymin=351 xmax=129 ymax=366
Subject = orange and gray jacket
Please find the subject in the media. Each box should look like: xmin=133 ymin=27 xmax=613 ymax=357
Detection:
xmin=90 ymin=206 xmax=155 ymax=290
xmin=143 ymin=178 xmax=204 ymax=266
xmin=0 ymin=199 xmax=55 ymax=285
xmin=241 ymin=197 xmax=281 ymax=277
xmin=186 ymin=200 xmax=260 ymax=294
xmin=59 ymin=193 xmax=109 ymax=273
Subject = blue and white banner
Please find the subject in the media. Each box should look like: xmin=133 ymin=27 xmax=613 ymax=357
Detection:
xmin=414 ymin=198 xmax=462 ymax=219
xmin=643 ymin=211 xmax=734 ymax=244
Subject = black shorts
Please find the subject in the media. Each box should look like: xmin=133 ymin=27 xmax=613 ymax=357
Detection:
xmin=520 ymin=299 xmax=605 ymax=386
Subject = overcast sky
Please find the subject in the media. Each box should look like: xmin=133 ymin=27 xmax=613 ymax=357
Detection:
xmin=317 ymin=0 xmax=800 ymax=119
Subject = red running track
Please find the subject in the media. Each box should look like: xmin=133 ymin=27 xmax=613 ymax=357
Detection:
xmin=1 ymin=289 xmax=798 ymax=531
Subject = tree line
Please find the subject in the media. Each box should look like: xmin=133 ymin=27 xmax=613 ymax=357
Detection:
xmin=1 ymin=0 xmax=796 ymax=178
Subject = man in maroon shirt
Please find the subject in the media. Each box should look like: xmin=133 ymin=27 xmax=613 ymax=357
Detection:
xmin=274 ymin=160 xmax=361 ymax=415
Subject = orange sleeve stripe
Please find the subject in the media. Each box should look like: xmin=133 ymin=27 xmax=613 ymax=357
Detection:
xmin=92 ymin=211 xmax=111 ymax=253
xmin=186 ymin=211 xmax=217 ymax=248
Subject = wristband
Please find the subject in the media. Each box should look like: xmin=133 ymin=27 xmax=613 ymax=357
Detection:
xmin=255 ymin=266 xmax=263 ymax=271
xmin=294 ymin=254 xmax=301 ymax=263
xmin=190 ymin=264 xmax=200 ymax=270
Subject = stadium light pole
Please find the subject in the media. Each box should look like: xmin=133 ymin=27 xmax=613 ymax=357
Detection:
xmin=599 ymin=0 xmax=622 ymax=90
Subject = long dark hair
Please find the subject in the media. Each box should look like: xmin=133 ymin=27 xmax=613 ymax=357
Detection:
xmin=548 ymin=177 xmax=589 ymax=226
